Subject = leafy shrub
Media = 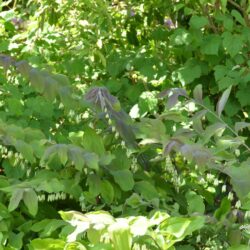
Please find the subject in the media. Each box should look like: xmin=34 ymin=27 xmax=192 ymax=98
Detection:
xmin=0 ymin=1 xmax=250 ymax=249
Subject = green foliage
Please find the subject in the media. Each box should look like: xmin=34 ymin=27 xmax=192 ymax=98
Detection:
xmin=0 ymin=0 xmax=250 ymax=249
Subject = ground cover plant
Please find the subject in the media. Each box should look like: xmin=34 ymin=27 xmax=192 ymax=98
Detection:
xmin=1 ymin=0 xmax=250 ymax=249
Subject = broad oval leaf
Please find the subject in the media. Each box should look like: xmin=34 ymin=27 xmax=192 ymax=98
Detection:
xmin=29 ymin=68 xmax=45 ymax=93
xmin=111 ymin=170 xmax=134 ymax=191
xmin=100 ymin=180 xmax=114 ymax=204
xmin=134 ymin=181 xmax=159 ymax=201
xmin=193 ymin=84 xmax=203 ymax=103
xmin=23 ymin=188 xmax=38 ymax=216
xmin=8 ymin=188 xmax=24 ymax=212
xmin=15 ymin=140 xmax=35 ymax=163
xmin=216 ymin=85 xmax=232 ymax=117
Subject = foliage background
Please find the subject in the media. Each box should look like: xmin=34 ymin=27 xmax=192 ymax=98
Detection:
xmin=1 ymin=0 xmax=250 ymax=249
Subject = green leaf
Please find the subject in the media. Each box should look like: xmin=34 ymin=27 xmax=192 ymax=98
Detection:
xmin=51 ymin=74 xmax=70 ymax=86
xmin=100 ymin=180 xmax=114 ymax=204
xmin=192 ymin=109 xmax=207 ymax=133
xmin=129 ymin=216 xmax=149 ymax=236
xmin=15 ymin=140 xmax=35 ymax=163
xmin=201 ymin=34 xmax=221 ymax=55
xmin=235 ymin=122 xmax=250 ymax=133
xmin=59 ymin=87 xmax=75 ymax=108
xmin=138 ymin=91 xmax=158 ymax=116
xmin=8 ymin=188 xmax=24 ymax=212
xmin=83 ymin=151 xmax=99 ymax=170
xmin=161 ymin=217 xmax=191 ymax=238
xmin=7 ymin=98 xmax=23 ymax=116
xmin=29 ymin=238 xmax=65 ymax=250
xmin=189 ymin=16 xmax=208 ymax=29
xmin=0 ymin=40 xmax=9 ymax=52
xmin=8 ymin=232 xmax=24 ymax=249
xmin=161 ymin=216 xmax=205 ymax=239
xmin=223 ymin=32 xmax=244 ymax=57
xmin=176 ymin=59 xmax=202 ymax=84
xmin=214 ymin=65 xmax=228 ymax=81
xmin=58 ymin=144 xmax=68 ymax=165
xmin=23 ymin=188 xmax=38 ymax=216
xmin=218 ymin=76 xmax=235 ymax=90
xmin=43 ymin=76 xmax=58 ymax=101
xmin=214 ymin=197 xmax=231 ymax=221
xmin=203 ymin=123 xmax=226 ymax=143
xmin=15 ymin=60 xmax=31 ymax=78
xmin=180 ymin=144 xmax=212 ymax=167
xmin=225 ymin=99 xmax=241 ymax=117
xmin=82 ymin=127 xmax=105 ymax=156
xmin=216 ymin=85 xmax=231 ymax=117
xmin=125 ymin=193 xmax=143 ymax=208
xmin=87 ymin=228 xmax=102 ymax=244
xmin=231 ymin=10 xmax=246 ymax=26
xmin=69 ymin=131 xmax=84 ymax=145
xmin=223 ymin=15 xmax=234 ymax=31
xmin=88 ymin=243 xmax=113 ymax=250
xmin=64 ymin=242 xmax=87 ymax=250
xmin=29 ymin=68 xmax=45 ymax=93
xmin=68 ymin=146 xmax=85 ymax=171
xmin=224 ymin=161 xmax=250 ymax=200
xmin=134 ymin=181 xmax=159 ymax=201
xmin=228 ymin=245 xmax=249 ymax=250
xmin=236 ymin=87 xmax=250 ymax=106
xmin=110 ymin=148 xmax=132 ymax=171
xmin=31 ymin=219 xmax=67 ymax=239
xmin=185 ymin=191 xmax=205 ymax=215
xmin=87 ymin=174 xmax=101 ymax=197
xmin=170 ymin=28 xmax=192 ymax=45
xmin=108 ymin=220 xmax=132 ymax=250
xmin=193 ymin=84 xmax=203 ymax=103
xmin=111 ymin=170 xmax=134 ymax=191
xmin=220 ymin=0 xmax=227 ymax=13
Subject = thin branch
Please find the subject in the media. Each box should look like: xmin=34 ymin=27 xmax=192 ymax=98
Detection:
xmin=197 ymin=2 xmax=218 ymax=33
xmin=228 ymin=0 xmax=244 ymax=12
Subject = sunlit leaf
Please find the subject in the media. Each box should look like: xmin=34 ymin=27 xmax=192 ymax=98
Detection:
xmin=8 ymin=188 xmax=24 ymax=212
xmin=193 ymin=84 xmax=203 ymax=103
xmin=216 ymin=85 xmax=232 ymax=117
xmin=29 ymin=238 xmax=65 ymax=249
xmin=108 ymin=219 xmax=132 ymax=250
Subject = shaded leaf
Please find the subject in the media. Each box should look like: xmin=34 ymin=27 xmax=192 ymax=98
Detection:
xmin=111 ymin=170 xmax=134 ymax=191
xmin=23 ymin=188 xmax=38 ymax=216
xmin=134 ymin=181 xmax=159 ymax=201
xmin=8 ymin=188 xmax=24 ymax=212
xmin=100 ymin=180 xmax=114 ymax=204
xmin=185 ymin=191 xmax=205 ymax=215
xmin=15 ymin=140 xmax=35 ymax=163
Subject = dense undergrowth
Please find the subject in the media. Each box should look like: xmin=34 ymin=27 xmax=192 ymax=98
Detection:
xmin=1 ymin=0 xmax=250 ymax=249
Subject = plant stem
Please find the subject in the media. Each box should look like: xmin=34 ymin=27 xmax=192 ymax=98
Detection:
xmin=228 ymin=0 xmax=244 ymax=12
